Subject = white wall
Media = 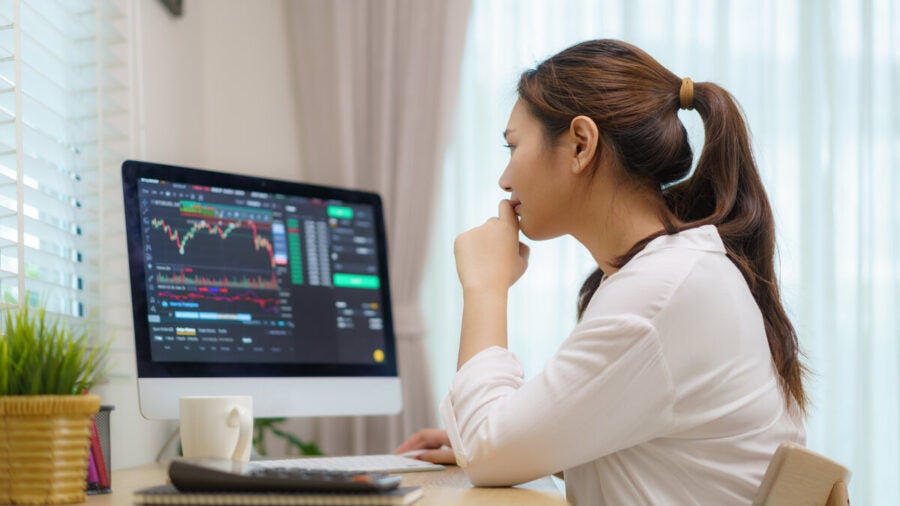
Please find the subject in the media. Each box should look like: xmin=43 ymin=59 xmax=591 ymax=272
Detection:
xmin=141 ymin=0 xmax=302 ymax=177
xmin=196 ymin=0 xmax=302 ymax=176
xmin=99 ymin=0 xmax=303 ymax=470
xmin=138 ymin=0 xmax=205 ymax=168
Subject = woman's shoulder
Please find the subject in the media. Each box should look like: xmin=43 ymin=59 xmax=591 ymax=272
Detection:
xmin=584 ymin=225 xmax=734 ymax=321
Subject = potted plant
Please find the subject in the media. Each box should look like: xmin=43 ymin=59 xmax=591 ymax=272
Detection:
xmin=252 ymin=418 xmax=323 ymax=457
xmin=0 ymin=305 xmax=108 ymax=505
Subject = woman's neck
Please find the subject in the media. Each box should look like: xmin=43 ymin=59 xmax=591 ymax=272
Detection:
xmin=570 ymin=183 xmax=666 ymax=276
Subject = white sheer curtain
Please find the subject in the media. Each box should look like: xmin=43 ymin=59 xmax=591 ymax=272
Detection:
xmin=422 ymin=1 xmax=899 ymax=504
xmin=285 ymin=0 xmax=471 ymax=455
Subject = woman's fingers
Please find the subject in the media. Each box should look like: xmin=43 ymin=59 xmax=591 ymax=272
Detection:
xmin=498 ymin=199 xmax=517 ymax=225
xmin=518 ymin=241 xmax=530 ymax=263
xmin=416 ymin=448 xmax=457 ymax=465
xmin=394 ymin=428 xmax=451 ymax=454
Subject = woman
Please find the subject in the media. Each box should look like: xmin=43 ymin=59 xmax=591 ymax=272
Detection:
xmin=397 ymin=39 xmax=806 ymax=504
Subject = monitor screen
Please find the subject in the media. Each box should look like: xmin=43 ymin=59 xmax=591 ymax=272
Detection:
xmin=122 ymin=160 xmax=402 ymax=419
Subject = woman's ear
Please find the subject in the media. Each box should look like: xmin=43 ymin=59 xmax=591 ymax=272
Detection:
xmin=569 ymin=115 xmax=599 ymax=175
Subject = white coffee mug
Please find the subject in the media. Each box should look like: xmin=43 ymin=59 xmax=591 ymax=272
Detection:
xmin=179 ymin=396 xmax=253 ymax=462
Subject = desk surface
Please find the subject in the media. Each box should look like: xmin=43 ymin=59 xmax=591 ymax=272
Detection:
xmin=87 ymin=462 xmax=569 ymax=506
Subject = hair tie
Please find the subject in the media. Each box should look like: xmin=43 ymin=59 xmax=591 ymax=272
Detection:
xmin=679 ymin=77 xmax=694 ymax=110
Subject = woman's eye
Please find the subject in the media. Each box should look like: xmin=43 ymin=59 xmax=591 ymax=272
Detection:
xmin=503 ymin=144 xmax=516 ymax=153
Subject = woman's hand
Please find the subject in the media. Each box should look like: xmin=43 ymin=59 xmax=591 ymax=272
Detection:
xmin=394 ymin=428 xmax=456 ymax=464
xmin=454 ymin=200 xmax=530 ymax=292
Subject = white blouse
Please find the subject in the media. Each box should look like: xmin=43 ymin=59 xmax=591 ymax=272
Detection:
xmin=439 ymin=225 xmax=805 ymax=505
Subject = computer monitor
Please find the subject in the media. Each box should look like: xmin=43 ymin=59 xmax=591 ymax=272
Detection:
xmin=122 ymin=160 xmax=402 ymax=420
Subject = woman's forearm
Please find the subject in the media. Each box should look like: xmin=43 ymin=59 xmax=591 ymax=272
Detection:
xmin=457 ymin=287 xmax=509 ymax=369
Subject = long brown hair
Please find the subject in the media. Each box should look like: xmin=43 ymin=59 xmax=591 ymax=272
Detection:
xmin=517 ymin=39 xmax=807 ymax=414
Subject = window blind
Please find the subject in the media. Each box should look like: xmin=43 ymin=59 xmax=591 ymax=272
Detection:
xmin=0 ymin=0 xmax=130 ymax=322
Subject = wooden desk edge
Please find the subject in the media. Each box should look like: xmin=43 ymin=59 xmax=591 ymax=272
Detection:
xmin=88 ymin=461 xmax=569 ymax=506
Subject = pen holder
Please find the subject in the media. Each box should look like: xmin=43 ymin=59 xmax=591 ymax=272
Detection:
xmin=0 ymin=395 xmax=100 ymax=505
xmin=86 ymin=405 xmax=114 ymax=495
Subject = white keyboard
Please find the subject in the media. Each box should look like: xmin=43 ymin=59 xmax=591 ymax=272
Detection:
xmin=254 ymin=454 xmax=445 ymax=473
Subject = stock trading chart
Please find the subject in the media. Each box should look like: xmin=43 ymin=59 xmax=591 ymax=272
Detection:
xmin=137 ymin=178 xmax=387 ymax=365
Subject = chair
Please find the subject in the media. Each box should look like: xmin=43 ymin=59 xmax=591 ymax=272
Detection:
xmin=752 ymin=441 xmax=851 ymax=506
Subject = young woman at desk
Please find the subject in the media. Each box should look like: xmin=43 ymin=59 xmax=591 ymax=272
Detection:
xmin=396 ymin=39 xmax=807 ymax=504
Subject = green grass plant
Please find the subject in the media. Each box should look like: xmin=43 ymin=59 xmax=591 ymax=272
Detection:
xmin=252 ymin=417 xmax=323 ymax=457
xmin=0 ymin=304 xmax=109 ymax=395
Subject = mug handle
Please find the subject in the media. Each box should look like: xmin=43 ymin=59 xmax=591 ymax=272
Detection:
xmin=227 ymin=406 xmax=253 ymax=461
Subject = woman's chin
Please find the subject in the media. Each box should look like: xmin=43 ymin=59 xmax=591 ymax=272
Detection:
xmin=519 ymin=220 xmax=555 ymax=241
xmin=519 ymin=217 xmax=565 ymax=241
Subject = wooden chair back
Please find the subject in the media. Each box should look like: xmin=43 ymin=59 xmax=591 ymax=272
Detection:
xmin=752 ymin=441 xmax=851 ymax=506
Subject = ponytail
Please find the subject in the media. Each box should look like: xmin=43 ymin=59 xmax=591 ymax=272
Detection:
xmin=522 ymin=40 xmax=807 ymax=415
xmin=667 ymin=83 xmax=808 ymax=415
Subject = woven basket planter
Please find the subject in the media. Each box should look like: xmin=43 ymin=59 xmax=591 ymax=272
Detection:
xmin=0 ymin=395 xmax=100 ymax=505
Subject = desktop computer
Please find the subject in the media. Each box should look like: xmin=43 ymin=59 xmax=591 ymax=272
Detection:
xmin=121 ymin=160 xmax=403 ymax=420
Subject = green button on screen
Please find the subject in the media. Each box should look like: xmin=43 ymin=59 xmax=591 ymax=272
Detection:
xmin=327 ymin=206 xmax=354 ymax=219
xmin=333 ymin=273 xmax=380 ymax=289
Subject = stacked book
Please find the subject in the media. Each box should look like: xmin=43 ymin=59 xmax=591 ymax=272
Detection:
xmin=133 ymin=484 xmax=424 ymax=505
xmin=134 ymin=459 xmax=424 ymax=505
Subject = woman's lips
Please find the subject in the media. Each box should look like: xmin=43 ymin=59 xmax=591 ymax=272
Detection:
xmin=510 ymin=200 xmax=521 ymax=214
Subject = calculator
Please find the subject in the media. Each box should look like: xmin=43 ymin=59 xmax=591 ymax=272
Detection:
xmin=168 ymin=459 xmax=403 ymax=493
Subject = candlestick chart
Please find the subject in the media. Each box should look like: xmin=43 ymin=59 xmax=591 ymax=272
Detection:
xmin=150 ymin=217 xmax=276 ymax=271
xmin=145 ymin=201 xmax=290 ymax=321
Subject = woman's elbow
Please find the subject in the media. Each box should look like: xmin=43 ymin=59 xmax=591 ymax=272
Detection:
xmin=462 ymin=459 xmax=541 ymax=487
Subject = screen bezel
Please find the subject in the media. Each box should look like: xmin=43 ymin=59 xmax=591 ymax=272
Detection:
xmin=122 ymin=159 xmax=399 ymax=379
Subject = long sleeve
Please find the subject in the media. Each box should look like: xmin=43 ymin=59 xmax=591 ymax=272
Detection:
xmin=439 ymin=313 xmax=676 ymax=487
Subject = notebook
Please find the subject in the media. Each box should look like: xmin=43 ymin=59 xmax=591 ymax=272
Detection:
xmin=134 ymin=484 xmax=424 ymax=505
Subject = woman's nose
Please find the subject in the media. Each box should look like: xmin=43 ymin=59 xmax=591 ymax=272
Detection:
xmin=498 ymin=168 xmax=512 ymax=192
